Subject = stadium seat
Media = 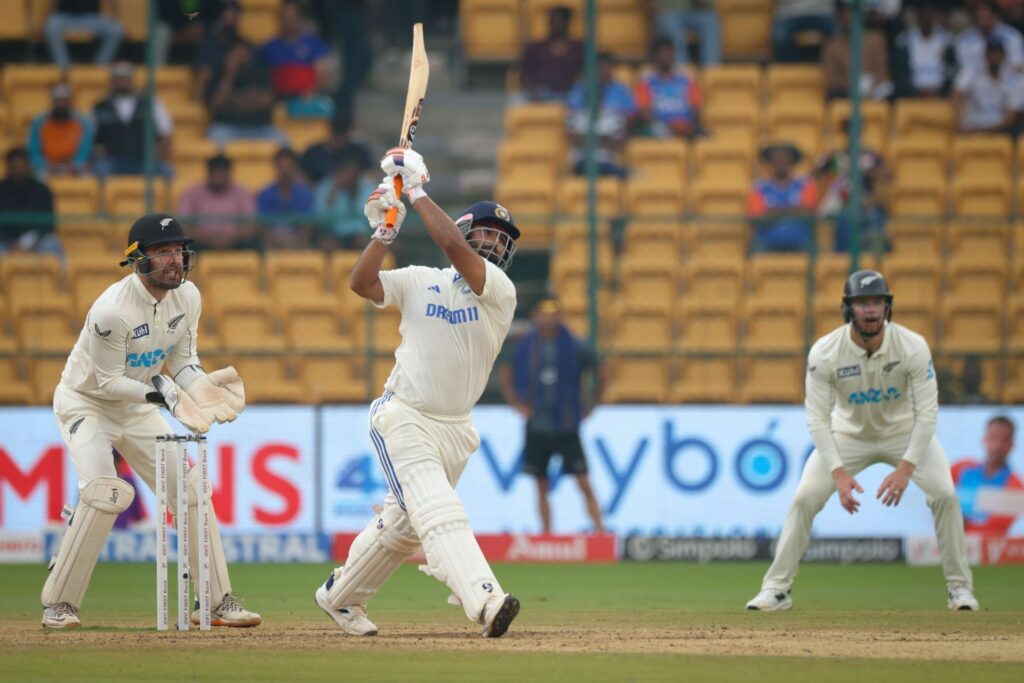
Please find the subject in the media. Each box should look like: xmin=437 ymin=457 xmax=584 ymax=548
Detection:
xmin=624 ymin=221 xmax=681 ymax=249
xmin=694 ymin=138 xmax=756 ymax=184
xmin=686 ymin=222 xmax=747 ymax=260
xmin=497 ymin=139 xmax=564 ymax=184
xmin=676 ymin=300 xmax=738 ymax=352
xmin=624 ymin=138 xmax=687 ymax=183
xmin=1003 ymin=355 xmax=1024 ymax=403
xmin=948 ymin=221 xmax=1010 ymax=262
xmin=193 ymin=251 xmax=263 ymax=307
xmin=67 ymin=65 xmax=112 ymax=112
xmin=494 ymin=175 xmax=557 ymax=248
xmin=596 ymin=0 xmax=647 ymax=59
xmin=946 ymin=258 xmax=1008 ymax=306
xmin=690 ymin=178 xmax=748 ymax=217
xmin=812 ymin=296 xmax=843 ymax=339
xmin=224 ymin=139 xmax=280 ymax=190
xmin=744 ymin=300 xmax=807 ymax=353
xmin=8 ymin=88 xmax=53 ymax=142
xmin=103 ymin=177 xmax=169 ymax=218
xmin=885 ymin=255 xmax=940 ymax=307
xmin=298 ymin=354 xmax=369 ymax=404
xmin=0 ymin=357 xmax=32 ymax=404
xmin=893 ymin=300 xmax=937 ymax=347
xmin=953 ymin=135 xmax=1012 ymax=179
xmin=57 ymin=220 xmax=116 ymax=256
xmin=462 ymin=0 xmax=520 ymax=59
xmin=525 ymin=0 xmax=584 ymax=41
xmin=953 ymin=177 xmax=1012 ymax=217
xmin=935 ymin=353 xmax=1001 ymax=405
xmin=766 ymin=102 xmax=825 ymax=162
xmin=890 ymin=177 xmax=947 ymax=217
xmin=550 ymin=240 xmax=616 ymax=283
xmin=894 ymin=99 xmax=953 ymax=145
xmin=238 ymin=0 xmax=280 ymax=45
xmin=329 ymin=250 xmax=396 ymax=305
xmin=3 ymin=64 xmax=61 ymax=101
xmin=30 ymin=356 xmax=68 ymax=406
xmin=66 ymin=254 xmax=123 ymax=323
xmin=605 ymin=356 xmax=669 ymax=403
xmin=265 ymin=250 xmax=330 ymax=305
xmin=625 ymin=177 xmax=686 ymax=218
xmin=702 ymin=100 xmax=760 ymax=149
xmin=281 ymin=300 xmax=354 ymax=352
xmin=505 ymin=103 xmax=568 ymax=147
xmin=828 ymin=100 xmax=890 ymax=153
xmin=216 ymin=301 xmax=287 ymax=352
xmin=16 ymin=301 xmax=77 ymax=353
xmin=718 ymin=0 xmax=772 ymax=60
xmin=165 ymin=100 xmax=207 ymax=141
xmin=1008 ymin=298 xmax=1024 ymax=353
xmin=671 ymin=355 xmax=736 ymax=403
xmin=0 ymin=253 xmax=67 ymax=308
xmin=767 ymin=64 xmax=824 ymax=103
xmin=885 ymin=219 xmax=943 ymax=258
xmin=116 ymin=0 xmax=147 ymax=41
xmin=276 ymin=111 xmax=330 ymax=151
xmin=0 ymin=0 xmax=30 ymax=41
xmin=551 ymin=219 xmax=612 ymax=250
xmin=610 ymin=312 xmax=672 ymax=353
xmin=702 ymin=65 xmax=762 ymax=111
xmin=940 ymin=300 xmax=1002 ymax=354
xmin=231 ymin=355 xmax=305 ymax=403
xmin=739 ymin=355 xmax=804 ymax=404
xmin=748 ymin=253 xmax=810 ymax=305
xmin=172 ymin=138 xmax=219 ymax=186
xmin=50 ymin=177 xmax=100 ymax=216
xmin=812 ymin=253 xmax=877 ymax=305
xmin=558 ymin=177 xmax=623 ymax=218
xmin=889 ymin=138 xmax=948 ymax=188
xmin=616 ymin=267 xmax=677 ymax=315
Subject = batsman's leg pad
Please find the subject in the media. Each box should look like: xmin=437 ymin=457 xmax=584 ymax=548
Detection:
xmin=41 ymin=477 xmax=135 ymax=608
xmin=325 ymin=502 xmax=420 ymax=608
xmin=402 ymin=462 xmax=502 ymax=624
xmin=187 ymin=465 xmax=231 ymax=606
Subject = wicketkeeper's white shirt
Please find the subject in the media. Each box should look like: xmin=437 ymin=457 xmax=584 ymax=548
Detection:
xmin=376 ymin=259 xmax=517 ymax=417
xmin=805 ymin=322 xmax=939 ymax=472
xmin=60 ymin=273 xmax=202 ymax=411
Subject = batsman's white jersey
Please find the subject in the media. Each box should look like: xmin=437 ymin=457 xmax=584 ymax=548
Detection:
xmin=761 ymin=322 xmax=972 ymax=593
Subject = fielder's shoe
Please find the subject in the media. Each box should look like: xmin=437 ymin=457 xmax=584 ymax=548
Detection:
xmin=746 ymin=588 xmax=793 ymax=611
xmin=41 ymin=602 xmax=81 ymax=629
xmin=191 ymin=594 xmax=262 ymax=627
xmin=481 ymin=593 xmax=520 ymax=638
xmin=948 ymin=586 xmax=980 ymax=611
xmin=314 ymin=583 xmax=378 ymax=636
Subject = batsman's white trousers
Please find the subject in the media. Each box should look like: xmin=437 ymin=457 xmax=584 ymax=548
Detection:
xmin=762 ymin=431 xmax=972 ymax=592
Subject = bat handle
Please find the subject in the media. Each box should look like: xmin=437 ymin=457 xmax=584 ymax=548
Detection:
xmin=385 ymin=175 xmax=404 ymax=228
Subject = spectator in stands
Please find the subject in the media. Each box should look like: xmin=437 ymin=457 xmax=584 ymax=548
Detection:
xmin=814 ymin=119 xmax=890 ymax=253
xmin=635 ymin=35 xmax=702 ymax=139
xmin=154 ymin=0 xmax=219 ymax=67
xmin=205 ymin=38 xmax=287 ymax=146
xmin=196 ymin=0 xmax=242 ymax=99
xmin=773 ymin=0 xmax=837 ymax=63
xmin=952 ymin=415 xmax=1022 ymax=535
xmin=44 ymin=0 xmax=124 ymax=72
xmin=91 ymin=61 xmax=174 ymax=178
xmin=994 ymin=0 xmax=1024 ymax=34
xmin=314 ymin=147 xmax=374 ymax=250
xmin=257 ymin=147 xmax=314 ymax=249
xmin=176 ymin=154 xmax=257 ymax=250
xmin=566 ymin=53 xmax=636 ymax=178
xmin=747 ymin=143 xmax=818 ymax=252
xmin=519 ymin=5 xmax=584 ymax=102
xmin=893 ymin=0 xmax=957 ymax=98
xmin=499 ymin=294 xmax=606 ymax=536
xmin=955 ymin=0 xmax=1023 ymax=72
xmin=0 ymin=148 xmax=57 ymax=255
xmin=28 ymin=83 xmax=93 ymax=177
xmin=953 ymin=37 xmax=1024 ymax=134
xmin=823 ymin=0 xmax=894 ymax=100
xmin=651 ymin=1 xmax=721 ymax=66
xmin=260 ymin=0 xmax=335 ymax=117
xmin=299 ymin=111 xmax=372 ymax=185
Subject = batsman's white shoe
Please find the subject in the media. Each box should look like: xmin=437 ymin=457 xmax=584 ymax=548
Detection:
xmin=41 ymin=602 xmax=81 ymax=629
xmin=192 ymin=594 xmax=262 ymax=627
xmin=315 ymin=585 xmax=378 ymax=636
xmin=481 ymin=593 xmax=520 ymax=638
xmin=746 ymin=588 xmax=793 ymax=611
xmin=948 ymin=586 xmax=979 ymax=611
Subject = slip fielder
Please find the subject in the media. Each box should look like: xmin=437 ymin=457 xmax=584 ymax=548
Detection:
xmin=314 ymin=147 xmax=521 ymax=638
xmin=746 ymin=270 xmax=979 ymax=611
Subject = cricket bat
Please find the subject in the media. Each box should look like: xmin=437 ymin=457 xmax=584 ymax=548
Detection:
xmin=386 ymin=22 xmax=429 ymax=228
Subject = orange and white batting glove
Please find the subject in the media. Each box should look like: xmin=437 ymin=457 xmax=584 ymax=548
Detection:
xmin=365 ymin=181 xmax=406 ymax=245
xmin=380 ymin=147 xmax=430 ymax=201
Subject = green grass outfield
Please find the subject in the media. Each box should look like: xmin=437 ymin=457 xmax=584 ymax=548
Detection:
xmin=1 ymin=562 xmax=1022 ymax=683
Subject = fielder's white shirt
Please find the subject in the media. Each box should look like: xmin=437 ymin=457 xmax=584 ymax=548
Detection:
xmin=60 ymin=274 xmax=201 ymax=411
xmin=376 ymin=259 xmax=517 ymax=417
xmin=805 ymin=321 xmax=938 ymax=472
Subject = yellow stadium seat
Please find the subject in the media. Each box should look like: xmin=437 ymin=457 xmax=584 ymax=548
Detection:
xmin=671 ymin=355 xmax=736 ymax=403
xmin=30 ymin=356 xmax=68 ymax=406
xmin=282 ymin=300 xmax=354 ymax=352
xmin=890 ymin=178 xmax=947 ymax=217
xmin=690 ymin=178 xmax=748 ymax=217
xmin=67 ymin=65 xmax=112 ymax=112
xmin=948 ymin=221 xmax=1010 ymax=261
xmin=66 ymin=254 xmax=123 ymax=322
xmin=8 ymin=89 xmax=53 ymax=141
xmin=3 ymin=64 xmax=60 ymax=101
xmin=812 ymin=297 xmax=843 ymax=339
xmin=739 ymin=355 xmax=804 ymax=404
xmin=884 ymin=220 xmax=942 ymax=259
xmin=744 ymin=300 xmax=807 ymax=353
xmin=620 ymin=236 xmax=680 ymax=273
xmin=495 ymin=176 xmax=556 ymax=248
xmin=57 ymin=220 xmax=116 ymax=256
xmin=0 ymin=356 xmax=32 ymax=404
xmin=1009 ymin=298 xmax=1024 ymax=353
xmin=298 ymin=355 xmax=368 ymax=404
xmin=616 ymin=269 xmax=677 ymax=315
xmin=694 ymin=138 xmax=756 ymax=184
xmin=224 ymin=140 xmax=280 ymax=187
xmin=1 ymin=253 xmax=67 ymax=308
xmin=686 ymin=222 xmax=748 ymax=260
xmin=889 ymin=138 xmax=949 ymax=187
xmin=505 ymin=103 xmax=568 ymax=146
xmin=172 ymin=138 xmax=218 ymax=171
xmin=610 ymin=312 xmax=672 ymax=353
xmin=525 ymin=0 xmax=584 ymax=41
xmin=702 ymin=64 xmax=762 ymax=111
xmin=605 ymin=356 xmax=670 ymax=403
xmin=217 ymin=301 xmax=287 ymax=352
xmin=16 ymin=301 xmax=77 ymax=353
xmin=953 ymin=177 xmax=1012 ymax=217
xmin=231 ymin=355 xmax=305 ymax=403
xmin=701 ymin=101 xmax=760 ymax=149
xmin=330 ymin=250 xmax=397 ymax=306
xmin=265 ymin=250 xmax=330 ymax=304
xmin=766 ymin=103 xmax=825 ymax=161
xmin=680 ymin=257 xmax=745 ymax=304
xmin=767 ymin=64 xmax=824 ymax=103
xmin=116 ymin=0 xmax=147 ymax=41
xmin=194 ymin=251 xmax=263 ymax=307
xmin=624 ymin=221 xmax=681 ymax=248
xmin=894 ymin=99 xmax=953 ymax=142
xmin=940 ymin=300 xmax=1001 ymax=354
xmin=828 ymin=100 xmax=890 ymax=153
xmin=947 ymin=258 xmax=1008 ymax=305
xmin=152 ymin=67 xmax=194 ymax=108
xmin=0 ymin=0 xmax=30 ymax=41
xmin=953 ymin=135 xmax=1013 ymax=178
xmin=625 ymin=177 xmax=686 ymax=218
xmin=885 ymin=255 xmax=940 ymax=307
xmin=103 ymin=177 xmax=169 ymax=218
xmin=50 ymin=177 xmax=100 ymax=216
xmin=719 ymin=0 xmax=772 ymax=60
xmin=497 ymin=139 xmax=564 ymax=184
xmin=550 ymin=240 xmax=615 ymax=283
xmin=558 ymin=177 xmax=623 ymax=218
xmin=596 ymin=0 xmax=647 ymax=59
xmin=165 ymin=100 xmax=207 ymax=141
xmin=892 ymin=300 xmax=937 ymax=346
xmin=624 ymin=138 xmax=688 ymax=183
xmin=676 ymin=300 xmax=738 ymax=352
xmin=748 ymin=253 xmax=810 ymax=304
xmin=238 ymin=0 xmax=280 ymax=45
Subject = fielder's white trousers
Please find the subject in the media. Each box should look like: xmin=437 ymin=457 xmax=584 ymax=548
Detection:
xmin=762 ymin=431 xmax=972 ymax=592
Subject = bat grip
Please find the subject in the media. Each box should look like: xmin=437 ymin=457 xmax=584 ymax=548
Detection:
xmin=385 ymin=176 xmax=404 ymax=228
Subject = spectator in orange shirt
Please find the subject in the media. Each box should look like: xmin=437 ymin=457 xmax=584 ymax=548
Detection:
xmin=747 ymin=143 xmax=818 ymax=252
xmin=952 ymin=416 xmax=1023 ymax=536
xmin=27 ymin=83 xmax=93 ymax=177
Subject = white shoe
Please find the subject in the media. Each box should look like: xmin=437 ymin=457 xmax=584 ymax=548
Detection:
xmin=948 ymin=586 xmax=979 ymax=611
xmin=315 ymin=584 xmax=378 ymax=636
xmin=480 ymin=593 xmax=520 ymax=638
xmin=746 ymin=588 xmax=793 ymax=611
xmin=42 ymin=602 xmax=81 ymax=629
xmin=192 ymin=594 xmax=262 ymax=627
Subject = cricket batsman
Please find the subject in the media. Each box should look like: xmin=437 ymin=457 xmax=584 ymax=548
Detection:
xmin=746 ymin=270 xmax=979 ymax=611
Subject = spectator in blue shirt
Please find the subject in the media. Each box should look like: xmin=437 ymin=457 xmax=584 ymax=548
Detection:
xmin=259 ymin=0 xmax=335 ymax=117
xmin=257 ymin=147 xmax=315 ymax=249
xmin=566 ymin=53 xmax=637 ymax=177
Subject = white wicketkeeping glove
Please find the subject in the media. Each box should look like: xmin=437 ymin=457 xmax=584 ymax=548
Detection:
xmin=148 ymin=375 xmax=211 ymax=434
xmin=183 ymin=366 xmax=246 ymax=424
xmin=365 ymin=181 xmax=406 ymax=245
xmin=380 ymin=147 xmax=430 ymax=195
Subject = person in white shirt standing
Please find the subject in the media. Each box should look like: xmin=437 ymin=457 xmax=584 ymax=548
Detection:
xmin=746 ymin=270 xmax=979 ymax=612
xmin=953 ymin=37 xmax=1024 ymax=134
xmin=314 ymin=148 xmax=521 ymax=638
xmin=41 ymin=213 xmax=261 ymax=629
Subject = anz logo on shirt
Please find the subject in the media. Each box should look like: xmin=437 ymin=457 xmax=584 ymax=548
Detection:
xmin=127 ymin=345 xmax=175 ymax=368
xmin=425 ymin=303 xmax=479 ymax=325
xmin=847 ymin=387 xmax=902 ymax=405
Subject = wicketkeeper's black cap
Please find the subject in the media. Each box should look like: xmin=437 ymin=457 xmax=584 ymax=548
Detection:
xmin=120 ymin=213 xmax=192 ymax=266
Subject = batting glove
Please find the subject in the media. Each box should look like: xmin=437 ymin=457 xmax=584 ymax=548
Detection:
xmin=380 ymin=147 xmax=430 ymax=196
xmin=365 ymin=181 xmax=406 ymax=245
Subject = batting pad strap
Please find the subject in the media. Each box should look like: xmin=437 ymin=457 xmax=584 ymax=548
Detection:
xmin=187 ymin=465 xmax=231 ymax=606
xmin=41 ymin=477 xmax=135 ymax=609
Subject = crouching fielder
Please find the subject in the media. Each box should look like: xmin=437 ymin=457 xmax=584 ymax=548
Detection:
xmin=315 ymin=148 xmax=521 ymax=638
xmin=42 ymin=214 xmax=261 ymax=629
xmin=746 ymin=270 xmax=979 ymax=612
